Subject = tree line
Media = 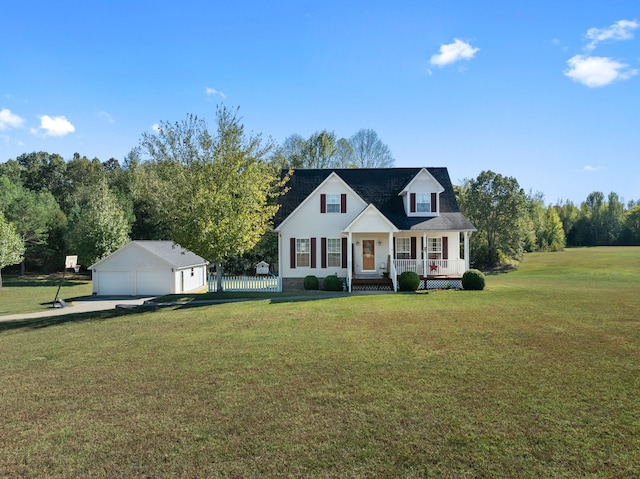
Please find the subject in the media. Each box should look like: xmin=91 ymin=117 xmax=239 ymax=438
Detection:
xmin=1 ymin=108 xmax=639 ymax=286
xmin=457 ymin=171 xmax=640 ymax=268
xmin=0 ymin=108 xmax=397 ymax=286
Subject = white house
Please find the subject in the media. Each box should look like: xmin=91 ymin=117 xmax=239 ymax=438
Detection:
xmin=89 ymin=241 xmax=208 ymax=296
xmin=273 ymin=168 xmax=476 ymax=291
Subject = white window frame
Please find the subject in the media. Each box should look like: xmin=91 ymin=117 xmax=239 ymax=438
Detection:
xmin=326 ymin=194 xmax=341 ymax=213
xmin=327 ymin=238 xmax=342 ymax=267
xmin=427 ymin=237 xmax=442 ymax=260
xmin=416 ymin=193 xmax=430 ymax=213
xmin=396 ymin=237 xmax=411 ymax=259
xmin=296 ymin=238 xmax=310 ymax=267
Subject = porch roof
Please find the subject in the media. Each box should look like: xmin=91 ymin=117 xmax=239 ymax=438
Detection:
xmin=390 ymin=212 xmax=477 ymax=232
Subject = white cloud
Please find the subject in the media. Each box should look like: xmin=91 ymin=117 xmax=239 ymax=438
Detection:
xmin=98 ymin=110 xmax=115 ymax=124
xmin=0 ymin=108 xmax=25 ymax=130
xmin=151 ymin=123 xmax=160 ymax=132
xmin=586 ymin=19 xmax=639 ymax=51
xmin=34 ymin=115 xmax=76 ymax=137
xmin=565 ymin=54 xmax=638 ymax=87
xmin=205 ymin=87 xmax=226 ymax=99
xmin=430 ymin=38 xmax=479 ymax=67
xmin=581 ymin=165 xmax=603 ymax=172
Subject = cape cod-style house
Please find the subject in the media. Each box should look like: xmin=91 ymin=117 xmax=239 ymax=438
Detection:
xmin=273 ymin=168 xmax=476 ymax=291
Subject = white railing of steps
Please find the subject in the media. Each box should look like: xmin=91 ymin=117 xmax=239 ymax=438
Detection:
xmin=390 ymin=260 xmax=398 ymax=291
xmin=393 ymin=259 xmax=465 ymax=277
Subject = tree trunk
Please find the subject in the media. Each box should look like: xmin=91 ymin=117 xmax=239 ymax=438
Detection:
xmin=216 ymin=261 xmax=224 ymax=293
xmin=20 ymin=259 xmax=26 ymax=276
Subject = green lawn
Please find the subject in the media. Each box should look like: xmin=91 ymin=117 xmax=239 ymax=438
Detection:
xmin=1 ymin=247 xmax=639 ymax=478
xmin=0 ymin=273 xmax=93 ymax=315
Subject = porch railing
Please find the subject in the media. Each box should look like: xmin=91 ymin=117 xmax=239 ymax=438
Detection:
xmin=389 ymin=259 xmax=398 ymax=291
xmin=393 ymin=259 xmax=465 ymax=277
xmin=208 ymin=275 xmax=281 ymax=293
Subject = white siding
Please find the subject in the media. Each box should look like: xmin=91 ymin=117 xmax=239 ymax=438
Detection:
xmin=175 ymin=265 xmax=207 ymax=293
xmin=137 ymin=271 xmax=172 ymax=295
xmin=278 ymin=174 xmax=367 ymax=278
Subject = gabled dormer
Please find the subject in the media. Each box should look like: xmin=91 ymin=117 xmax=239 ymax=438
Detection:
xmin=398 ymin=168 xmax=445 ymax=217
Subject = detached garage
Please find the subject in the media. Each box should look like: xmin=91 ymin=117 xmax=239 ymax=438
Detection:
xmin=89 ymin=241 xmax=209 ymax=296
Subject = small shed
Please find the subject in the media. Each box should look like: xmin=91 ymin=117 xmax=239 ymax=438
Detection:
xmin=89 ymin=241 xmax=209 ymax=296
xmin=256 ymin=261 xmax=270 ymax=275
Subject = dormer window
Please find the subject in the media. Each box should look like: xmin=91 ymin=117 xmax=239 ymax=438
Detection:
xmin=409 ymin=192 xmax=437 ymax=214
xmin=416 ymin=193 xmax=430 ymax=213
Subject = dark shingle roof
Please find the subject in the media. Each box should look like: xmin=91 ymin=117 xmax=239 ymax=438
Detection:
xmin=274 ymin=168 xmax=475 ymax=232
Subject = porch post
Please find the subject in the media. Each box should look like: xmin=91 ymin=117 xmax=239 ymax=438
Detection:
xmin=278 ymin=232 xmax=283 ymax=292
xmin=422 ymin=233 xmax=427 ymax=277
xmin=347 ymin=232 xmax=353 ymax=293
xmin=464 ymin=232 xmax=470 ymax=271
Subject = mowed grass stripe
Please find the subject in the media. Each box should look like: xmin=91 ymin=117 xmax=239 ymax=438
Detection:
xmin=1 ymin=247 xmax=639 ymax=478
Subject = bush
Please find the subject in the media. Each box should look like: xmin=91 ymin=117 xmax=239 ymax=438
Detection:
xmin=323 ymin=275 xmax=343 ymax=291
xmin=303 ymin=275 xmax=319 ymax=290
xmin=462 ymin=269 xmax=485 ymax=290
xmin=398 ymin=271 xmax=420 ymax=291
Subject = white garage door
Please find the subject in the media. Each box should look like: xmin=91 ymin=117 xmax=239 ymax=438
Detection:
xmin=136 ymin=271 xmax=171 ymax=296
xmin=96 ymin=271 xmax=132 ymax=296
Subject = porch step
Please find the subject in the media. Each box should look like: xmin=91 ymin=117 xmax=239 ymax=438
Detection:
xmin=351 ymin=277 xmax=393 ymax=291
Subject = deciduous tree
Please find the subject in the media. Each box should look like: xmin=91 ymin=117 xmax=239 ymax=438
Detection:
xmin=67 ymin=180 xmax=131 ymax=266
xmin=1 ymin=176 xmax=64 ymax=274
xmin=139 ymin=107 xmax=285 ymax=291
xmin=458 ymin=170 xmax=528 ymax=267
xmin=348 ymin=128 xmax=395 ymax=168
xmin=0 ymin=213 xmax=25 ymax=288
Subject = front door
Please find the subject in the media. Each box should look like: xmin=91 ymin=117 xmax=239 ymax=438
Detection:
xmin=362 ymin=240 xmax=375 ymax=271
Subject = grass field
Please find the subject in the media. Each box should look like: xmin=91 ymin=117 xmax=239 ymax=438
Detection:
xmin=0 ymin=273 xmax=93 ymax=316
xmin=1 ymin=247 xmax=639 ymax=478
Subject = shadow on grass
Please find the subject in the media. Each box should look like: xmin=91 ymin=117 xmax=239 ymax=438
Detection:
xmin=0 ymin=309 xmax=139 ymax=332
xmin=0 ymin=293 xmax=352 ymax=333
xmin=2 ymin=274 xmax=91 ymax=288
xmin=155 ymin=292 xmax=352 ymax=312
xmin=482 ymin=265 xmax=518 ymax=276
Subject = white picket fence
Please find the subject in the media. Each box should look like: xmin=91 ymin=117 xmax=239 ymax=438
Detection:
xmin=208 ymin=275 xmax=281 ymax=293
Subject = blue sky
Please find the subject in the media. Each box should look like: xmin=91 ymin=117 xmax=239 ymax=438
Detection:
xmin=2 ymin=1 xmax=638 ymax=204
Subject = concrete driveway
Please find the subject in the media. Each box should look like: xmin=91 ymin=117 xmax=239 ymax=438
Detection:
xmin=0 ymin=296 xmax=155 ymax=322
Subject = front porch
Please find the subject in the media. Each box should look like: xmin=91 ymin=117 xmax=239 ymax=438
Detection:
xmin=394 ymin=258 xmax=466 ymax=278
xmin=345 ymin=231 xmax=471 ymax=292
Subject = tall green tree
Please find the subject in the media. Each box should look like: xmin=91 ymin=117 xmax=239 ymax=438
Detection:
xmin=0 ymin=177 xmax=64 ymax=275
xmin=523 ymin=191 xmax=566 ymax=252
xmin=458 ymin=170 xmax=528 ymax=267
xmin=621 ymin=205 xmax=640 ymax=245
xmin=0 ymin=213 xmax=25 ymax=288
xmin=542 ymin=206 xmax=566 ymax=251
xmin=582 ymin=191 xmax=605 ymax=245
xmin=67 ymin=180 xmax=131 ymax=266
xmin=555 ymin=200 xmax=580 ymax=243
xmin=604 ymin=192 xmax=625 ymax=245
xmin=13 ymin=151 xmax=67 ymax=195
xmin=139 ymin=107 xmax=285 ymax=291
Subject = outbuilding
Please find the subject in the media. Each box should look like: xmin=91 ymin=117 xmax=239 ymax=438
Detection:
xmin=89 ymin=241 xmax=209 ymax=296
